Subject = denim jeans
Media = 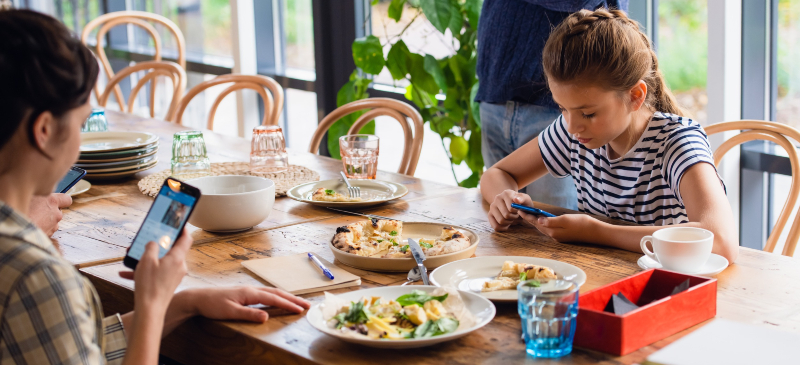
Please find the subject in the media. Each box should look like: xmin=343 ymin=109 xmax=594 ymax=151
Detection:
xmin=481 ymin=101 xmax=578 ymax=209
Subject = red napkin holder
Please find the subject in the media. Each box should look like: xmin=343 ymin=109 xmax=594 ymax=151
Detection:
xmin=573 ymin=269 xmax=716 ymax=356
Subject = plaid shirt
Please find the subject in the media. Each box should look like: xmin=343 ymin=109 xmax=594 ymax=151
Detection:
xmin=0 ymin=202 xmax=127 ymax=364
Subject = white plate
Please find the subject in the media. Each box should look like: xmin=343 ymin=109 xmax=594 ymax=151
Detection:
xmin=287 ymin=179 xmax=408 ymax=208
xmin=77 ymin=149 xmax=158 ymax=164
xmin=80 ymin=132 xmax=159 ymax=153
xmin=638 ymin=253 xmax=729 ymax=277
xmin=79 ymin=156 xmax=157 ymax=172
xmin=329 ymin=222 xmax=479 ymax=272
xmin=66 ymin=180 xmax=91 ymax=196
xmin=75 ymin=154 xmax=157 ymax=168
xmin=306 ymin=286 xmax=495 ymax=349
xmin=429 ymin=256 xmax=588 ymax=302
xmin=85 ymin=160 xmax=159 ymax=180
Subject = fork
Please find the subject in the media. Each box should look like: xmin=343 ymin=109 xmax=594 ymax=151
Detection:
xmin=339 ymin=171 xmax=360 ymax=198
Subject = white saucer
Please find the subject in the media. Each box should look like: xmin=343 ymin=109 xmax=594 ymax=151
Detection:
xmin=638 ymin=253 xmax=729 ymax=277
xmin=66 ymin=180 xmax=91 ymax=196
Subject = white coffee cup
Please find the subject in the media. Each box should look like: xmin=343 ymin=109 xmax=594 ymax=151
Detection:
xmin=640 ymin=227 xmax=713 ymax=273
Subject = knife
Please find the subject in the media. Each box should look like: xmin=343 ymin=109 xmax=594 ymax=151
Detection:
xmin=326 ymin=207 xmax=399 ymax=221
xmin=407 ymin=238 xmax=430 ymax=285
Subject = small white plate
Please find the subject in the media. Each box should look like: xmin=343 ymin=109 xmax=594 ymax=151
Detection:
xmin=637 ymin=253 xmax=729 ymax=277
xmin=306 ymin=286 xmax=495 ymax=349
xmin=287 ymin=178 xmax=408 ymax=208
xmin=80 ymin=132 xmax=159 ymax=153
xmin=66 ymin=180 xmax=91 ymax=196
xmin=429 ymin=256 xmax=587 ymax=302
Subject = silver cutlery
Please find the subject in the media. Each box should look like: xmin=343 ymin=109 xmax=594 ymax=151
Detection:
xmin=339 ymin=171 xmax=360 ymax=198
xmin=400 ymin=267 xmax=422 ymax=286
xmin=407 ymin=238 xmax=430 ymax=285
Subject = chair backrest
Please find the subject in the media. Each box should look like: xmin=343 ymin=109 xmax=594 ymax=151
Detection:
xmin=172 ymin=74 xmax=284 ymax=129
xmin=308 ymin=98 xmax=423 ymax=176
xmin=82 ymin=11 xmax=186 ymax=107
xmin=705 ymin=120 xmax=800 ymax=256
xmin=97 ymin=61 xmax=186 ymax=121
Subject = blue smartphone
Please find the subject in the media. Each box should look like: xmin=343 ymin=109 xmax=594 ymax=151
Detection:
xmin=510 ymin=203 xmax=557 ymax=218
xmin=123 ymin=178 xmax=201 ymax=269
xmin=55 ymin=166 xmax=86 ymax=193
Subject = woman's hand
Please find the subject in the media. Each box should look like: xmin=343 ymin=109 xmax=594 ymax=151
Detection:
xmin=523 ymin=212 xmax=601 ymax=243
xmin=28 ymin=193 xmax=72 ymax=236
xmin=120 ymin=228 xmax=193 ymax=314
xmin=173 ymin=287 xmax=311 ymax=324
xmin=488 ymin=190 xmax=533 ymax=231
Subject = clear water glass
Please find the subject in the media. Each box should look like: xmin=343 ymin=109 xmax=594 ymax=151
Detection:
xmin=250 ymin=125 xmax=288 ymax=173
xmin=339 ymin=134 xmax=379 ymax=179
xmin=518 ymin=279 xmax=579 ymax=358
xmin=82 ymin=108 xmax=108 ymax=132
xmin=171 ymin=131 xmax=211 ymax=178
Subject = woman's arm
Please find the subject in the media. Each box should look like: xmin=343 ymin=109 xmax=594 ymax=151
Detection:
xmin=528 ymin=163 xmax=739 ymax=263
xmin=480 ymin=136 xmax=553 ymax=231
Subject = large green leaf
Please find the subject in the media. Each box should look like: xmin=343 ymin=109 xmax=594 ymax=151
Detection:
xmin=465 ymin=127 xmax=484 ymax=173
xmin=419 ymin=0 xmax=452 ymax=34
xmin=464 ymin=0 xmax=483 ymax=29
xmin=405 ymin=84 xmax=435 ymax=109
xmin=448 ymin=2 xmax=462 ymax=35
xmin=386 ymin=40 xmax=410 ymax=80
xmin=408 ymin=54 xmax=440 ymax=94
xmin=388 ymin=0 xmax=407 ymax=21
xmin=352 ymin=35 xmax=385 ymax=75
xmin=458 ymin=171 xmax=481 ymax=188
xmin=423 ymin=54 xmax=447 ymax=93
xmin=470 ymin=81 xmax=481 ymax=127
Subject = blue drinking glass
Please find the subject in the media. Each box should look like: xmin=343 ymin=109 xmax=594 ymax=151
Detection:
xmin=82 ymin=108 xmax=108 ymax=132
xmin=518 ymin=279 xmax=579 ymax=358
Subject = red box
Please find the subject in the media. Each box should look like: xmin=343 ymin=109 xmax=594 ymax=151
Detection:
xmin=573 ymin=269 xmax=716 ymax=356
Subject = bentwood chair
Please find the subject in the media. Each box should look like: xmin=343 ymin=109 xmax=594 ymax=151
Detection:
xmin=706 ymin=120 xmax=800 ymax=256
xmin=81 ymin=11 xmax=186 ymax=107
xmin=172 ymin=74 xmax=284 ymax=129
xmin=97 ymin=61 xmax=186 ymax=121
xmin=308 ymin=98 xmax=424 ymax=176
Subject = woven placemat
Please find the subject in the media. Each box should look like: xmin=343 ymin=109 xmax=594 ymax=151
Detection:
xmin=138 ymin=162 xmax=319 ymax=197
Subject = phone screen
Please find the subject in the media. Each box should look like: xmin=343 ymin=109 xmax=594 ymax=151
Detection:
xmin=55 ymin=167 xmax=85 ymax=193
xmin=127 ymin=182 xmax=198 ymax=261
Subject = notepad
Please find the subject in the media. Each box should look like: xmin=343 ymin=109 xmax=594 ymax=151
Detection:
xmin=644 ymin=319 xmax=800 ymax=365
xmin=242 ymin=253 xmax=361 ymax=295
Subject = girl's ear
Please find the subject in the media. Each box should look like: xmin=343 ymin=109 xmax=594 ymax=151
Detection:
xmin=627 ymin=80 xmax=648 ymax=111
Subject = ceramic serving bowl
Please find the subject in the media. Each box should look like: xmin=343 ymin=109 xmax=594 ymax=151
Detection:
xmin=187 ymin=175 xmax=275 ymax=232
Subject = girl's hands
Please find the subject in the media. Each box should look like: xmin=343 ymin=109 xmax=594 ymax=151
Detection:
xmin=175 ymin=287 xmax=311 ymax=323
xmin=488 ymin=190 xmax=533 ymax=231
xmin=120 ymin=228 xmax=193 ymax=314
xmin=522 ymin=212 xmax=601 ymax=243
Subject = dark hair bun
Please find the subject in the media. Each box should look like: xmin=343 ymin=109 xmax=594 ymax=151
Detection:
xmin=0 ymin=9 xmax=99 ymax=149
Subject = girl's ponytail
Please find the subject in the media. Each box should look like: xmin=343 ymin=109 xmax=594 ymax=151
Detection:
xmin=543 ymin=9 xmax=685 ymax=116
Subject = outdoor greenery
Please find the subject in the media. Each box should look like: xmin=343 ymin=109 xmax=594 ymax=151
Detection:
xmin=657 ymin=0 xmax=707 ymax=93
xmin=337 ymin=0 xmax=484 ymax=187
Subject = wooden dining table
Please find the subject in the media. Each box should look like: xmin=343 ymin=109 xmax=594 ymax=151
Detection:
xmin=61 ymin=111 xmax=800 ymax=365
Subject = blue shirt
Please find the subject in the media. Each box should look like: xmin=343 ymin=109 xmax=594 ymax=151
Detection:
xmin=475 ymin=0 xmax=628 ymax=108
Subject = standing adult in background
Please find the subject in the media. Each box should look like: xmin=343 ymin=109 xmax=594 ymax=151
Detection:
xmin=476 ymin=0 xmax=628 ymax=210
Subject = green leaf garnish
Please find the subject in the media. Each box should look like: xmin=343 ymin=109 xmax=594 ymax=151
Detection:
xmin=377 ymin=239 xmax=383 ymax=243
xmin=420 ymin=241 xmax=433 ymax=248
xmin=435 ymin=317 xmax=459 ymax=335
xmin=400 ymin=244 xmax=409 ymax=253
xmin=396 ymin=290 xmax=449 ymax=307
xmin=344 ymin=301 xmax=369 ymax=325
xmin=524 ymin=279 xmax=541 ymax=287
xmin=325 ymin=189 xmax=335 ymax=195
xmin=519 ymin=272 xmax=527 ymax=281
xmin=333 ymin=313 xmax=347 ymax=329
xmin=390 ymin=230 xmax=398 ymax=236
xmin=391 ymin=239 xmax=398 ymax=246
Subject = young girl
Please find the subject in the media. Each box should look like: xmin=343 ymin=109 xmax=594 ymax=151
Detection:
xmin=479 ymin=9 xmax=738 ymax=263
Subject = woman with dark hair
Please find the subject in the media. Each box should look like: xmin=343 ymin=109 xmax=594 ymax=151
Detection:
xmin=0 ymin=10 xmax=309 ymax=364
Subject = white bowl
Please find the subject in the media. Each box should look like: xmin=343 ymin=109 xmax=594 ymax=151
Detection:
xmin=186 ymin=175 xmax=275 ymax=232
xmin=306 ymin=286 xmax=496 ymax=349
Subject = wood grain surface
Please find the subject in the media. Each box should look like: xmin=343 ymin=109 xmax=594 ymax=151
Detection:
xmin=72 ymin=112 xmax=800 ymax=364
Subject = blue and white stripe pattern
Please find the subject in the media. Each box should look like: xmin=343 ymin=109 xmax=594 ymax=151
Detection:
xmin=538 ymin=112 xmax=723 ymax=226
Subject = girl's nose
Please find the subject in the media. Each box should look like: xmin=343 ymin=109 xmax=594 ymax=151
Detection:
xmin=564 ymin=114 xmax=585 ymax=135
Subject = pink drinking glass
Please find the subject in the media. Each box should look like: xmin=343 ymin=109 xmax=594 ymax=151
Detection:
xmin=250 ymin=125 xmax=288 ymax=173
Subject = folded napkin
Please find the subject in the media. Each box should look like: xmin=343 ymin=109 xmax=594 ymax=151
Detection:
xmin=242 ymin=253 xmax=361 ymax=295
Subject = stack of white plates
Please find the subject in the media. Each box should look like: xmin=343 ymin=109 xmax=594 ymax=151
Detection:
xmin=78 ymin=131 xmax=160 ymax=180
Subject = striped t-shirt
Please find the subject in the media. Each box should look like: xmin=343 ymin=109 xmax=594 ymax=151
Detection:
xmin=538 ymin=112 xmax=723 ymax=226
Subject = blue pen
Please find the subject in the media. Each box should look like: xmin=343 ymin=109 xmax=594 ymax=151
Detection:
xmin=510 ymin=203 xmax=557 ymax=218
xmin=308 ymin=253 xmax=335 ymax=280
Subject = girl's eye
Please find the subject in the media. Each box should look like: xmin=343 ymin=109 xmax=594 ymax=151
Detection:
xmin=582 ymin=113 xmax=595 ymax=119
